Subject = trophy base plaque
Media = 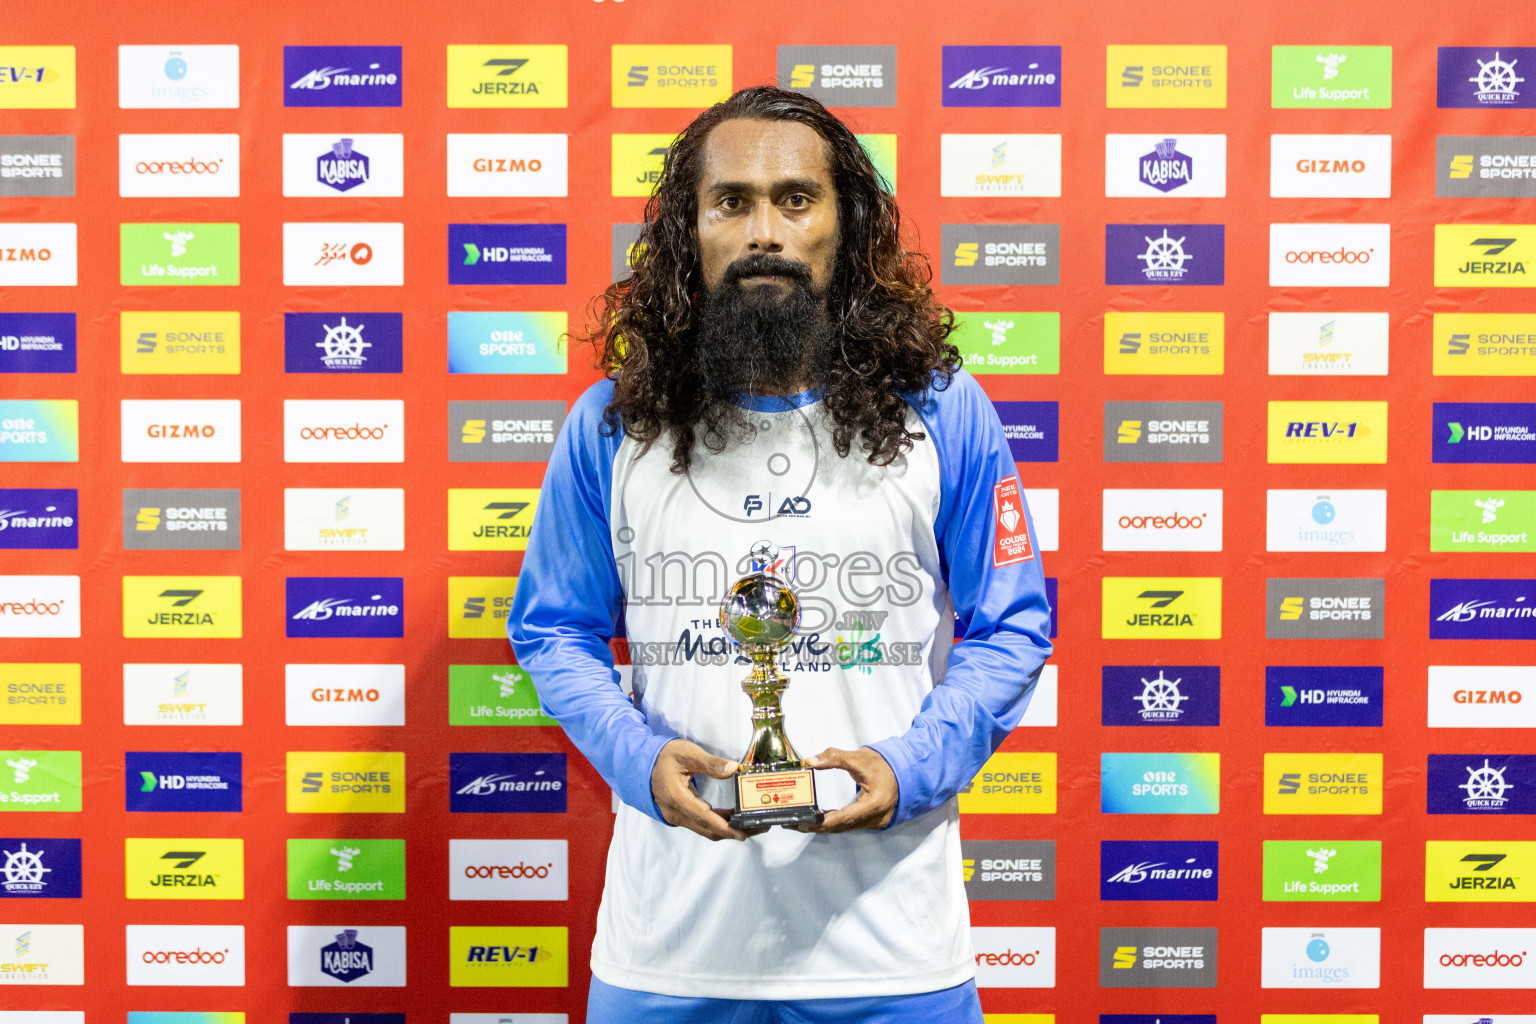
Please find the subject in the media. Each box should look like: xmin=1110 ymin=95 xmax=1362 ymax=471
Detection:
xmin=730 ymin=767 xmax=825 ymax=829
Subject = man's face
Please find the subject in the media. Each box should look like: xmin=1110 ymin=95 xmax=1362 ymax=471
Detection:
xmin=695 ymin=118 xmax=839 ymax=297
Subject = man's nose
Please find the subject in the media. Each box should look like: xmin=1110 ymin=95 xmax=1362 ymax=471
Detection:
xmin=744 ymin=199 xmax=785 ymax=254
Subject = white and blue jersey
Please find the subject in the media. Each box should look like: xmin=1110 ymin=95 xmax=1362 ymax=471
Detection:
xmin=508 ymin=368 xmax=1052 ymax=1000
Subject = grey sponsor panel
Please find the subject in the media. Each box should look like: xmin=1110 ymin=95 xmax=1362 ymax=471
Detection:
xmin=0 ymin=135 xmax=75 ymax=197
xmin=941 ymin=224 xmax=1060 ymax=286
xmin=777 ymin=45 xmax=897 ymax=107
xmin=448 ymin=400 xmax=566 ymax=462
xmin=961 ymin=839 xmax=1055 ymax=901
xmin=122 ymin=488 xmax=241 ymax=550
xmin=612 ymin=223 xmax=644 ymax=283
xmin=1099 ymin=926 xmax=1219 ymax=988
xmin=1266 ymin=577 xmax=1385 ymax=639
xmin=1438 ymin=136 xmax=1536 ymax=198
xmin=1103 ymin=401 xmax=1223 ymax=463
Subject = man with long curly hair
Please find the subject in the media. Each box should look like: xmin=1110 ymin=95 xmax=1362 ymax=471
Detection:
xmin=509 ymin=86 xmax=1052 ymax=1023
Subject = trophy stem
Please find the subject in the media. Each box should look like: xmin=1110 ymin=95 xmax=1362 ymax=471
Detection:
xmin=738 ymin=650 xmax=805 ymax=772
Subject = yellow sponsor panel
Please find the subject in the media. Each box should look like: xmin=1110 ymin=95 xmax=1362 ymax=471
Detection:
xmin=1435 ymin=224 xmax=1536 ymax=288
xmin=1433 ymin=313 xmax=1536 ymax=375
xmin=121 ymin=311 xmax=240 ymax=374
xmin=123 ymin=575 xmax=243 ymax=639
xmin=1262 ymin=1017 xmax=1378 ymax=1024
xmin=0 ymin=663 xmax=80 ymax=725
xmin=1264 ymin=753 xmax=1382 ymax=815
xmin=1267 ymin=401 xmax=1387 ymax=464
xmin=446 ymin=45 xmax=568 ymax=108
xmin=286 ymin=751 xmax=405 ymax=813
xmin=1426 ymin=840 xmax=1536 ymax=902
xmin=0 ymin=46 xmax=76 ymax=108
xmin=1104 ymin=311 xmax=1224 ymax=375
xmin=612 ymin=45 xmax=732 ymax=108
xmin=986 ymin=1017 xmax=1055 ymax=1024
xmin=125 ymin=837 xmax=244 ymax=900
xmin=449 ymin=576 xmax=519 ymax=638
xmin=1101 ymin=577 xmax=1222 ymax=639
xmin=449 ymin=926 xmax=568 ymax=987
xmin=612 ymin=133 xmax=676 ymax=197
xmin=1106 ymin=45 xmax=1227 ymax=108
xmin=958 ymin=752 xmax=1056 ymax=814
xmin=447 ymin=489 xmax=540 ymax=551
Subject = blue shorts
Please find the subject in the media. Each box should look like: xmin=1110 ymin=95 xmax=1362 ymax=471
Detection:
xmin=588 ymin=975 xmax=984 ymax=1024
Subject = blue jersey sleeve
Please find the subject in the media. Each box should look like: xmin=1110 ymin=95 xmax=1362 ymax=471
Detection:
xmin=866 ymin=369 xmax=1054 ymax=826
xmin=507 ymin=379 xmax=673 ymax=822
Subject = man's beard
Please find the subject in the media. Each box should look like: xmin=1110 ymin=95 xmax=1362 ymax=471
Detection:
xmin=696 ymin=253 xmax=832 ymax=400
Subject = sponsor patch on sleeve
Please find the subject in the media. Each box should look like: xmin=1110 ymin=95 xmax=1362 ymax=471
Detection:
xmin=993 ymin=476 xmax=1034 ymax=567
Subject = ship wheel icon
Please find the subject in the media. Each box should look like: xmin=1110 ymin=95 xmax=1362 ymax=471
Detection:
xmin=318 ymin=316 xmax=371 ymax=365
xmin=1470 ymin=51 xmax=1525 ymax=102
xmin=1459 ymin=758 xmax=1513 ymax=802
xmin=1138 ymin=229 xmax=1192 ymax=278
xmin=1134 ymin=671 xmax=1187 ymax=714
xmin=0 ymin=842 xmax=51 ymax=888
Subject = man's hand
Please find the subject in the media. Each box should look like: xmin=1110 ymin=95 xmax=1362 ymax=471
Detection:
xmin=799 ymin=746 xmax=898 ymax=833
xmin=650 ymin=738 xmax=761 ymax=841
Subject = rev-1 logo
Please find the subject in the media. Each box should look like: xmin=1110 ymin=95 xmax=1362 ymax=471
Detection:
xmin=743 ymin=494 xmax=811 ymax=518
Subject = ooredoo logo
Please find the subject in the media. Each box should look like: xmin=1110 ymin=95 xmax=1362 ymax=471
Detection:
xmin=1103 ymin=489 xmax=1222 ymax=552
xmin=125 ymin=924 xmax=245 ymax=985
xmin=1424 ymin=929 xmax=1536 ymax=987
xmin=284 ymin=400 xmax=403 ymax=463
xmin=119 ymin=134 xmax=240 ymax=198
xmin=970 ymin=926 xmax=1055 ymax=988
xmin=1270 ymin=224 xmax=1391 ymax=287
xmin=449 ymin=838 xmax=568 ymax=900
xmin=0 ymin=576 xmax=79 ymax=637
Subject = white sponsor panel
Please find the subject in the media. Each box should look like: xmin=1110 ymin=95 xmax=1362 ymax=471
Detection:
xmin=1023 ymin=488 xmax=1058 ymax=552
xmin=282 ymin=222 xmax=404 ymax=287
xmin=1268 ymin=312 xmax=1390 ymax=375
xmin=0 ymin=576 xmax=80 ymax=638
xmin=1266 ymin=489 xmax=1387 ymax=552
xmin=1270 ymin=134 xmax=1393 ymax=198
xmin=1429 ymin=666 xmax=1536 ymax=728
xmin=971 ymin=926 xmax=1055 ymax=988
xmin=284 ymin=488 xmax=406 ymax=550
xmin=451 ymin=1017 xmax=567 ymax=1024
xmin=120 ymin=399 xmax=242 ymax=463
xmin=0 ymin=925 xmax=83 ymax=985
xmin=449 ymin=839 xmax=570 ymax=901
xmin=447 ymin=134 xmax=569 ymax=198
xmin=1270 ymin=224 xmax=1391 ymax=288
xmin=287 ymin=925 xmax=406 ymax=987
xmin=119 ymin=134 xmax=240 ymax=198
xmin=0 ymin=1015 xmax=86 ymax=1023
xmin=118 ymin=45 xmax=240 ymax=109
xmin=1018 ymin=664 xmax=1058 ymax=726
xmin=1261 ymin=927 xmax=1380 ymax=988
xmin=286 ymin=664 xmax=406 ymax=726
xmin=0 ymin=224 xmax=77 ymax=286
xmin=282 ymin=134 xmax=404 ymax=198
xmin=1104 ymin=133 xmax=1228 ymax=197
xmin=1425 ymin=929 xmax=1536 ymax=988
xmin=283 ymin=400 xmax=404 ymax=463
xmin=125 ymin=924 xmax=245 ymax=986
xmin=123 ymin=663 xmax=244 ymax=726
xmin=1103 ymin=489 xmax=1222 ymax=552
xmin=1425 ymin=1018 xmax=1536 ymax=1024
xmin=940 ymin=135 xmax=1061 ymax=197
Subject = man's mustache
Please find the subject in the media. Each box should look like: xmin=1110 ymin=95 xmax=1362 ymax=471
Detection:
xmin=722 ymin=254 xmax=814 ymax=288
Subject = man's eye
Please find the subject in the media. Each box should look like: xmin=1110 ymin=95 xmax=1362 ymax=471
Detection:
xmin=720 ymin=196 xmax=741 ymax=209
xmin=785 ymin=194 xmax=809 ymax=207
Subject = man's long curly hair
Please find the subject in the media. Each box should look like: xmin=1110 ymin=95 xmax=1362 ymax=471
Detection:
xmin=586 ymin=85 xmax=960 ymax=474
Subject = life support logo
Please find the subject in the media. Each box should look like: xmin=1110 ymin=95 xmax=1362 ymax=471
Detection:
xmin=286 ymin=838 xmax=407 ymax=901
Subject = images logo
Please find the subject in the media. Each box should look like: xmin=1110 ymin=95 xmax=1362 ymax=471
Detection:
xmin=449 ymin=576 xmax=519 ymax=639
xmin=1262 ymin=840 xmax=1382 ymax=901
xmin=449 ymin=838 xmax=568 ymax=901
xmin=288 ymin=838 xmax=406 ymax=901
xmin=286 ymin=752 xmax=405 ymax=814
xmin=1434 ymin=403 xmax=1536 ymax=463
xmin=1438 ymin=136 xmax=1536 ymax=198
xmin=1107 ymin=45 xmax=1227 ymax=108
xmin=285 ymin=577 xmax=404 ymax=639
xmin=121 ymin=222 xmax=238 ymax=286
xmin=1428 ymin=665 xmax=1536 ymax=728
xmin=942 ymin=225 xmax=1059 ymax=286
xmin=122 ymin=575 xmax=242 ymax=639
xmin=286 ymin=925 xmax=405 ymax=987
xmin=1426 ymin=841 xmax=1536 ymax=902
xmin=961 ymin=839 xmax=1056 ymax=901
xmin=0 ymin=489 xmax=77 ymax=550
xmin=1264 ymin=753 xmax=1382 ymax=814
xmin=942 ymin=46 xmax=1062 ymax=107
xmin=1423 ymin=927 xmax=1536 ymax=988
xmin=449 ymin=400 xmax=565 ymax=462
xmin=125 ymin=752 xmax=241 ymax=813
xmin=1106 ymin=224 xmax=1225 ymax=285
xmin=613 ymin=44 xmax=731 ymax=108
xmin=125 ymin=838 xmax=243 ymax=900
xmin=450 ymin=753 xmax=567 ymax=813
xmin=447 ymin=45 xmax=568 ymax=108
xmin=449 ymin=925 xmax=568 ymax=988
xmin=1266 ymin=490 xmax=1387 ymax=552
xmin=448 ymin=665 xmax=558 ymax=727
xmin=1101 ymin=665 xmax=1220 ymax=726
xmin=1272 ymin=46 xmax=1392 ymax=108
xmin=957 ymin=752 xmax=1057 ymax=814
xmin=0 ymin=837 xmax=81 ymax=897
xmin=1100 ymin=752 xmax=1220 ymax=814
xmin=1270 ymin=134 xmax=1393 ymax=198
xmin=971 ymin=927 xmax=1055 ymax=988
xmin=118 ymin=45 xmax=238 ymax=109
xmin=284 ymin=46 xmax=402 ymax=107
xmin=450 ymin=223 xmax=566 ymax=286
xmin=285 ymin=664 xmax=405 ymax=727
xmin=0 ymin=46 xmax=75 ymax=109
xmin=1099 ymin=927 xmax=1218 ymax=987
xmin=1266 ymin=667 xmax=1383 ymax=726
xmin=778 ymin=46 xmax=896 ymax=107
xmin=1101 ymin=578 xmax=1221 ymax=639
xmin=1438 ymin=47 xmax=1536 ymax=108
xmin=951 ymin=312 xmax=1060 ymax=374
xmin=1265 ymin=578 xmax=1384 ymax=639
xmin=1267 ymin=401 xmax=1387 ymax=464
xmin=1104 ymin=133 xmax=1227 ymax=197
xmin=1261 ymin=927 xmax=1380 ymax=988
xmin=1100 ymin=840 xmax=1218 ymax=901
xmin=284 ymin=312 xmax=402 ymax=374
xmin=1103 ymin=312 xmax=1225 ymax=374
xmin=0 ymin=223 xmax=77 ymax=286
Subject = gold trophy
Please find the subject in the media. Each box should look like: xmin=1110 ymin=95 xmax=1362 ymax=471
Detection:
xmin=719 ymin=541 xmax=825 ymax=829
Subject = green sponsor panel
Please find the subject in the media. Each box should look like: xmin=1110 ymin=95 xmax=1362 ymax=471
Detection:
xmin=121 ymin=222 xmax=241 ymax=285
xmin=1431 ymin=490 xmax=1536 ymax=552
xmin=287 ymin=838 xmax=406 ymax=900
xmin=952 ymin=312 xmax=1060 ymax=375
xmin=1272 ymin=46 xmax=1391 ymax=108
xmin=0 ymin=750 xmax=82 ymax=811
xmin=448 ymin=664 xmax=558 ymax=726
xmin=856 ymin=134 xmax=897 ymax=195
xmin=1262 ymin=839 xmax=1381 ymax=901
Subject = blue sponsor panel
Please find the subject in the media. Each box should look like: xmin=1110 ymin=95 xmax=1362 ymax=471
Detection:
xmin=1106 ymin=224 xmax=1225 ymax=286
xmin=0 ymin=836 xmax=81 ymax=897
xmin=125 ymin=752 xmax=242 ymax=812
xmin=1430 ymin=578 xmax=1536 ymax=639
xmin=283 ymin=46 xmax=403 ymax=107
xmin=1102 ymin=666 xmax=1220 ymax=726
xmin=1437 ymin=47 xmax=1536 ymax=108
xmin=449 ymin=752 xmax=567 ymax=813
xmin=1100 ymin=840 xmax=1219 ymax=901
xmin=286 ymin=577 xmax=405 ymax=638
xmin=1045 ymin=576 xmax=1057 ymax=638
xmin=1265 ymin=667 xmax=1383 ymax=727
xmin=941 ymin=46 xmax=1062 ymax=107
xmin=290 ymin=1017 xmax=406 ymax=1024
xmin=994 ymin=401 xmax=1058 ymax=462
xmin=1428 ymin=753 xmax=1536 ymax=814
xmin=0 ymin=312 xmax=75 ymax=373
xmin=1101 ymin=752 xmax=1220 ymax=814
xmin=1432 ymin=402 xmax=1536 ymax=464
xmin=1103 ymin=1017 xmax=1216 ymax=1024
xmin=284 ymin=312 xmax=403 ymax=373
xmin=0 ymin=488 xmax=77 ymax=549
xmin=448 ymin=224 xmax=567 ymax=285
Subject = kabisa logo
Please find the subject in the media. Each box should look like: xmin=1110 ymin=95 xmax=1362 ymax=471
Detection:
xmin=1140 ymin=138 xmax=1193 ymax=192
xmin=288 ymin=838 xmax=407 ymax=901
xmin=320 ymin=928 xmax=374 ymax=983
xmin=287 ymin=925 xmax=404 ymax=987
xmin=1100 ymin=927 xmax=1218 ymax=987
xmin=0 ymin=46 xmax=75 ymax=109
xmin=125 ymin=751 xmax=242 ymax=813
xmin=1266 ymin=667 xmax=1384 ymax=727
xmin=0 ymin=135 xmax=75 ymax=198
xmin=450 ymin=223 xmax=567 ymax=285
xmin=0 ymin=838 xmax=81 ymax=897
xmin=0 ymin=311 xmax=75 ymax=373
xmin=1100 ymin=752 xmax=1221 ymax=814
xmin=122 ymin=489 xmax=240 ymax=551
xmin=1265 ymin=578 xmax=1384 ymax=640
xmin=1106 ymin=224 xmax=1225 ymax=285
xmin=286 ymin=577 xmax=404 ymax=639
xmin=1271 ymin=46 xmax=1393 ymax=108
xmin=284 ymin=46 xmax=402 ymax=107
xmin=447 ymin=46 xmax=568 ymax=108
xmin=284 ymin=312 xmax=402 ymax=374
xmin=941 ymin=45 xmax=1062 ymax=107
xmin=960 ymin=839 xmax=1056 ymax=902
xmin=1104 ymin=401 xmax=1223 ymax=463
xmin=449 ymin=400 xmax=565 ymax=462
xmin=1100 ymin=841 xmax=1219 ymax=901
xmin=450 ymin=753 xmax=567 ymax=813
xmin=1262 ymin=839 xmax=1383 ymax=902
xmin=1424 ymin=928 xmax=1536 ymax=988
xmin=122 ymin=575 xmax=243 ymax=639
xmin=1435 ymin=224 xmax=1536 ymax=287
xmin=1107 ymin=45 xmax=1228 ymax=108
xmin=1438 ymin=48 xmax=1535 ymax=108
xmin=1101 ymin=578 xmax=1222 ymax=639
xmin=1101 ymin=665 xmax=1221 ymax=726
xmin=1431 ymin=578 xmax=1536 ymax=640
xmin=777 ymin=46 xmax=896 ymax=107
xmin=1428 ymin=754 xmax=1536 ymax=814
xmin=1264 ymin=753 xmax=1382 ymax=815
xmin=1438 ymin=136 xmax=1536 ymax=199
xmin=315 ymin=138 xmax=368 ymax=191
xmin=1434 ymin=403 xmax=1536 ymax=464
xmin=0 ymin=489 xmax=77 ymax=550
xmin=1261 ymin=927 xmax=1381 ymax=988
xmin=942 ymin=224 xmax=1060 ymax=285
xmin=1105 ymin=133 xmax=1227 ymax=198
xmin=613 ymin=45 xmax=732 ymax=108
xmin=125 ymin=838 xmax=243 ymax=900
xmin=1426 ymin=841 xmax=1536 ymax=902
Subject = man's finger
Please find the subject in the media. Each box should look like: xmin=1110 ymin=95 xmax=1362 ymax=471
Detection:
xmin=805 ymin=747 xmax=852 ymax=772
xmin=671 ymin=742 xmax=740 ymax=780
xmin=802 ymin=790 xmax=884 ymax=833
xmin=665 ymin=788 xmax=747 ymax=840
